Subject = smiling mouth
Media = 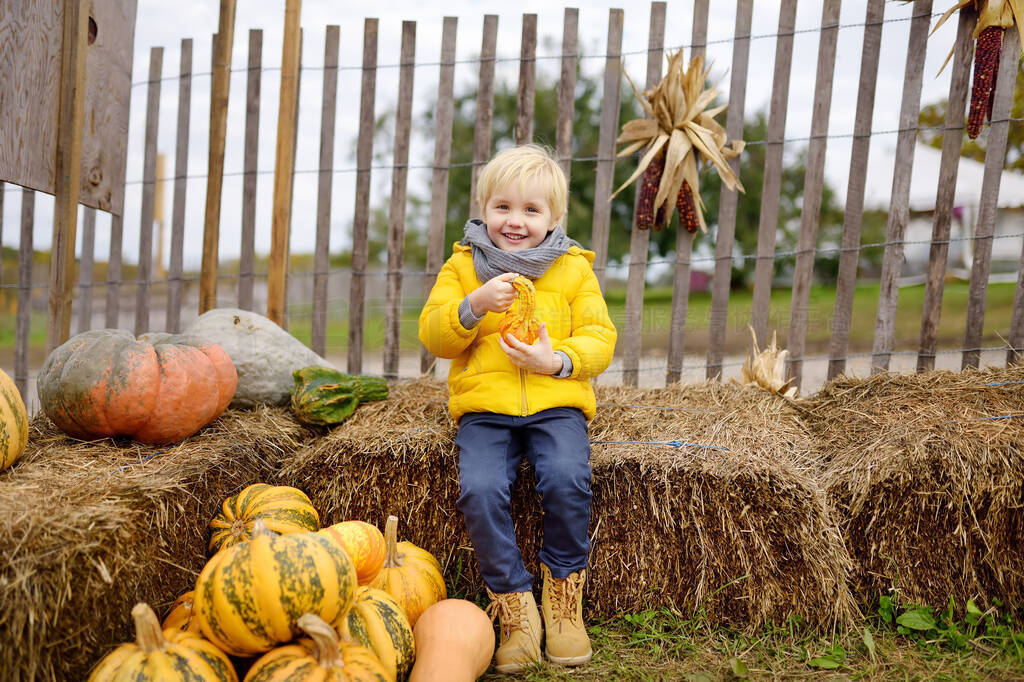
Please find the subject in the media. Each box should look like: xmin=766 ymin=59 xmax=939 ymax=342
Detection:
xmin=502 ymin=233 xmax=527 ymax=241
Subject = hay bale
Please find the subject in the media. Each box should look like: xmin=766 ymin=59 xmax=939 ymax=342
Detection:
xmin=0 ymin=408 xmax=314 ymax=682
xmin=802 ymin=365 xmax=1024 ymax=610
xmin=276 ymin=377 xmax=856 ymax=630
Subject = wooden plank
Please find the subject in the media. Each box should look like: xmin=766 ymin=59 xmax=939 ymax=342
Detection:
xmin=590 ymin=8 xmax=623 ymax=291
xmin=785 ymin=0 xmax=841 ymax=389
xmin=166 ymin=38 xmax=193 ymax=333
xmin=1 ymin=184 xmax=4 ymax=286
xmin=665 ymin=0 xmax=709 ymax=385
xmin=515 ymin=14 xmax=537 ymax=146
xmin=267 ymin=0 xmax=302 ymax=326
xmin=827 ymin=0 xmax=885 ymax=379
xmin=382 ymin=21 xmax=416 ymax=379
xmin=917 ymin=10 xmax=974 ymax=370
xmin=348 ymin=18 xmax=378 ymax=374
xmin=622 ymin=1 xmax=665 ymax=388
xmin=105 ymin=213 xmax=124 ymax=328
xmin=706 ymin=0 xmax=753 ymax=379
xmin=15 ymin=189 xmax=34 ymax=400
xmin=282 ymin=28 xmax=303 ymax=329
xmin=46 ymin=0 xmax=89 ymax=353
xmin=312 ymin=25 xmax=340 ymax=358
xmin=199 ymin=0 xmax=237 ymax=314
xmin=0 ymin=0 xmax=136 ymax=215
xmin=869 ymin=0 xmax=932 ymax=374
xmin=555 ymin=8 xmax=578 ymax=182
xmin=469 ymin=15 xmax=498 ymax=218
xmin=76 ymin=207 xmax=96 ymax=334
xmin=749 ymin=0 xmax=797 ymax=350
xmin=238 ymin=29 xmax=262 ymax=312
xmin=421 ymin=16 xmax=458 ymax=375
xmin=963 ymin=26 xmax=1019 ymax=369
xmin=134 ymin=46 xmax=162 ymax=336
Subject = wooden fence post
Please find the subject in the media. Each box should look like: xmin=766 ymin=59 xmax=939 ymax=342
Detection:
xmin=421 ymin=16 xmax=458 ymax=375
xmin=515 ymin=14 xmax=536 ymax=146
xmin=200 ymin=0 xmax=237 ymax=314
xmin=238 ymin=29 xmax=263 ymax=312
xmin=621 ymin=1 xmax=665 ymax=388
xmin=76 ymin=207 xmax=96 ymax=334
xmin=706 ymin=0 xmax=753 ymax=380
xmin=312 ymin=25 xmax=340 ymax=357
xmin=167 ymin=38 xmax=193 ymax=333
xmin=555 ymin=8 xmax=578 ymax=183
xmin=382 ymin=21 xmax=416 ymax=378
xmin=590 ymin=9 xmax=623 ymax=291
xmin=134 ymin=46 xmax=163 ymax=336
xmin=15 ymin=190 xmax=34 ymax=401
xmin=47 ymin=0 xmax=89 ymax=352
xmin=827 ymin=0 xmax=885 ymax=379
xmin=870 ymin=0 xmax=932 ymax=374
xmin=348 ymin=18 xmax=378 ymax=374
xmin=267 ymin=0 xmax=302 ymax=326
xmin=469 ymin=15 xmax=498 ymax=219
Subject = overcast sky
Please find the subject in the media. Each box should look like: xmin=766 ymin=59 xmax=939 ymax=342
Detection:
xmin=3 ymin=1 xmax=966 ymax=269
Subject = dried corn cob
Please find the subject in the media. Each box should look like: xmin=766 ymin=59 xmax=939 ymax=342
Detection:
xmin=676 ymin=180 xmax=699 ymax=234
xmin=967 ymin=25 xmax=1004 ymax=138
xmin=635 ymin=151 xmax=665 ymax=231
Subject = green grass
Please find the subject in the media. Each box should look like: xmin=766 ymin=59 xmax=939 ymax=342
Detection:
xmin=473 ymin=596 xmax=1024 ymax=681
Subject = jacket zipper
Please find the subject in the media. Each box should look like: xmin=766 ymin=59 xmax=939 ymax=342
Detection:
xmin=519 ymin=368 xmax=528 ymax=416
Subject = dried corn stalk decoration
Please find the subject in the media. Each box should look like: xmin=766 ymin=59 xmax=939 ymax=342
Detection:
xmin=733 ymin=327 xmax=798 ymax=400
xmin=929 ymin=0 xmax=1023 ymax=138
xmin=612 ymin=50 xmax=745 ymax=234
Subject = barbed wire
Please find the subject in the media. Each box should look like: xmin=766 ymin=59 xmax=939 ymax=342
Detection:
xmin=126 ymin=11 xmax=937 ymax=88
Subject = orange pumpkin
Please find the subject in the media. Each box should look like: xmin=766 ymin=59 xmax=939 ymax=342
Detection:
xmin=368 ymin=516 xmax=447 ymax=628
xmin=88 ymin=603 xmax=237 ymax=681
xmin=162 ymin=590 xmax=201 ymax=633
xmin=320 ymin=520 xmax=387 ymax=585
xmin=498 ymin=276 xmax=540 ymax=345
xmin=37 ymin=330 xmax=237 ymax=444
xmin=243 ymin=613 xmax=389 ymax=682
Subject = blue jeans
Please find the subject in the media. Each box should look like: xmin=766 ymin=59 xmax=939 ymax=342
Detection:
xmin=456 ymin=407 xmax=592 ymax=594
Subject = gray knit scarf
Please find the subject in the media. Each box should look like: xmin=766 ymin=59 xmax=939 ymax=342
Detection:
xmin=460 ymin=218 xmax=582 ymax=282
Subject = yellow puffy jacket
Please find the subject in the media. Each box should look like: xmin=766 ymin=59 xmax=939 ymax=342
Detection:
xmin=418 ymin=242 xmax=617 ymax=422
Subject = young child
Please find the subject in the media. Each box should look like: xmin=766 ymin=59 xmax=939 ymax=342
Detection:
xmin=418 ymin=144 xmax=616 ymax=672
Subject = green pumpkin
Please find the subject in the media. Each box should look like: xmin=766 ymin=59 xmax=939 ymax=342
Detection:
xmin=290 ymin=366 xmax=388 ymax=425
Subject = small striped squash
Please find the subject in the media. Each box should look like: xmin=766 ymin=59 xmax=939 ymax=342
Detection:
xmin=88 ymin=602 xmax=237 ymax=682
xmin=162 ymin=590 xmax=201 ymax=633
xmin=244 ymin=613 xmax=389 ymax=682
xmin=368 ymin=516 xmax=446 ymax=628
xmin=195 ymin=520 xmax=357 ymax=657
xmin=0 ymin=368 xmax=28 ymax=472
xmin=320 ymin=520 xmax=387 ymax=585
xmin=208 ymin=483 xmax=320 ymax=554
xmin=341 ymin=587 xmax=415 ymax=682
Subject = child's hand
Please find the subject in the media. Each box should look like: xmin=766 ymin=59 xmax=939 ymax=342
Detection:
xmin=500 ymin=322 xmax=562 ymax=375
xmin=468 ymin=272 xmax=519 ymax=317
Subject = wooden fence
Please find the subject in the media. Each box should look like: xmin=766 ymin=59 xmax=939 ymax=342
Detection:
xmin=3 ymin=0 xmax=1024 ymax=410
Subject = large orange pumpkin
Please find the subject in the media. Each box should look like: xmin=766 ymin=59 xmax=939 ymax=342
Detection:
xmin=319 ymin=520 xmax=386 ymax=585
xmin=37 ymin=329 xmax=237 ymax=444
xmin=368 ymin=516 xmax=447 ymax=628
xmin=88 ymin=602 xmax=237 ymax=681
xmin=195 ymin=520 xmax=358 ymax=657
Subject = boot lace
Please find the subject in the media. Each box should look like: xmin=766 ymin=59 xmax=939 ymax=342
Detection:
xmin=486 ymin=590 xmax=527 ymax=640
xmin=549 ymin=572 xmax=585 ymax=627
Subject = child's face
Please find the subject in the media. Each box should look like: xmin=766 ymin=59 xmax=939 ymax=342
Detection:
xmin=483 ymin=179 xmax=559 ymax=252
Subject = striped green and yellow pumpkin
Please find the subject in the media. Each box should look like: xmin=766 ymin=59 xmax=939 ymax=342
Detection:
xmin=162 ymin=590 xmax=201 ymax=633
xmin=0 ymin=368 xmax=28 ymax=473
xmin=341 ymin=587 xmax=415 ymax=682
xmin=88 ymin=602 xmax=237 ymax=681
xmin=208 ymin=483 xmax=320 ymax=555
xmin=368 ymin=516 xmax=447 ymax=628
xmin=244 ymin=613 xmax=389 ymax=682
xmin=195 ymin=520 xmax=357 ymax=657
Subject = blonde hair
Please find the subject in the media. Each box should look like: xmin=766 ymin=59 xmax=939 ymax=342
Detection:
xmin=475 ymin=144 xmax=568 ymax=223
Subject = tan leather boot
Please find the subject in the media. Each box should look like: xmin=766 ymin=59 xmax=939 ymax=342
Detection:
xmin=540 ymin=563 xmax=592 ymax=666
xmin=486 ymin=588 xmax=542 ymax=673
